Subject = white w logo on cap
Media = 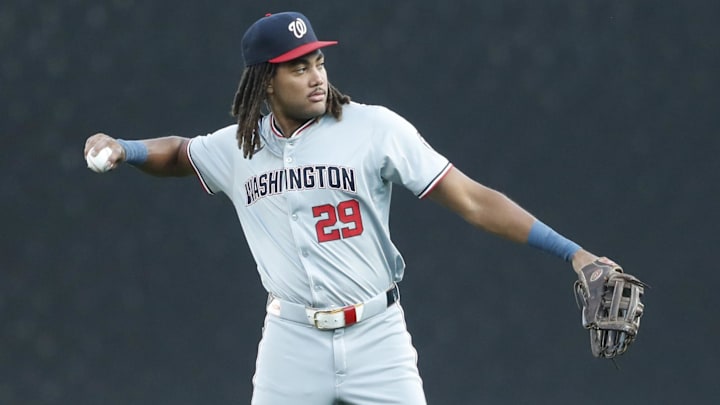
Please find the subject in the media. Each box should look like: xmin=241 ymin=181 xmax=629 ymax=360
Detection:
xmin=288 ymin=18 xmax=307 ymax=39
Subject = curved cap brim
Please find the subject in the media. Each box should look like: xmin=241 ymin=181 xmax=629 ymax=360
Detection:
xmin=268 ymin=41 xmax=338 ymax=63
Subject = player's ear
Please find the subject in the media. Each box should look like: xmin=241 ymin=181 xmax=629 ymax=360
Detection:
xmin=266 ymin=82 xmax=274 ymax=95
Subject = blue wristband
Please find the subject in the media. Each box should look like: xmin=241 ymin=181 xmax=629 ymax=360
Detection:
xmin=527 ymin=220 xmax=581 ymax=262
xmin=117 ymin=139 xmax=148 ymax=165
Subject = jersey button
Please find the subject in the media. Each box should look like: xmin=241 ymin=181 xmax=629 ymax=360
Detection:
xmin=285 ymin=157 xmax=293 ymax=163
xmin=291 ymin=214 xmax=298 ymax=221
xmin=301 ymin=249 xmax=309 ymax=257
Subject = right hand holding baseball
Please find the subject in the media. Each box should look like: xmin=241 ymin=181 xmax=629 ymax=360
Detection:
xmin=84 ymin=133 xmax=125 ymax=173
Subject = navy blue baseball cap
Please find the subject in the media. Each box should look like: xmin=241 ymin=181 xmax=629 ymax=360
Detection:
xmin=242 ymin=12 xmax=338 ymax=67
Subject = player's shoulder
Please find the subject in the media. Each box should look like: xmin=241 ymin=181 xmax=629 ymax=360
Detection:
xmin=192 ymin=123 xmax=237 ymax=143
xmin=207 ymin=123 xmax=238 ymax=139
xmin=343 ymin=101 xmax=398 ymax=117
xmin=189 ymin=123 xmax=238 ymax=154
xmin=342 ymin=101 xmax=409 ymax=127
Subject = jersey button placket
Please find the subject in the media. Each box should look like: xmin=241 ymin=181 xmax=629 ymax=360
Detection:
xmin=283 ymin=144 xmax=319 ymax=303
xmin=283 ymin=140 xmax=293 ymax=165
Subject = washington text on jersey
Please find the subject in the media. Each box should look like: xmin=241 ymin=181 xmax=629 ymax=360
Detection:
xmin=245 ymin=164 xmax=357 ymax=205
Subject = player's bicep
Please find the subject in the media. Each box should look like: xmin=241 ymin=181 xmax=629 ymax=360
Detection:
xmin=137 ymin=136 xmax=194 ymax=177
xmin=176 ymin=138 xmax=194 ymax=175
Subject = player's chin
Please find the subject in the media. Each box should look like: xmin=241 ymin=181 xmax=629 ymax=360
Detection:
xmin=304 ymin=101 xmax=328 ymax=118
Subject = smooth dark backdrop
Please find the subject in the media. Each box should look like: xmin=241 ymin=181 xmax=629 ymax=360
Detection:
xmin=2 ymin=1 xmax=718 ymax=404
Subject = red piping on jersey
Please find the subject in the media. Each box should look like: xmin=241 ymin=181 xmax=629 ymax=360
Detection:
xmin=186 ymin=139 xmax=215 ymax=195
xmin=419 ymin=163 xmax=454 ymax=199
xmin=270 ymin=114 xmax=317 ymax=138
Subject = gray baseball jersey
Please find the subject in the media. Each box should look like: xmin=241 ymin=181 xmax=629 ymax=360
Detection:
xmin=188 ymin=101 xmax=451 ymax=404
xmin=187 ymin=101 xmax=451 ymax=309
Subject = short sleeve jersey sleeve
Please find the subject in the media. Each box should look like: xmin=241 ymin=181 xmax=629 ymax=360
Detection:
xmin=186 ymin=124 xmax=238 ymax=195
xmin=372 ymin=106 xmax=452 ymax=198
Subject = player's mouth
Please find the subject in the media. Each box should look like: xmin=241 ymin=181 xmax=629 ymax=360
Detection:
xmin=308 ymin=89 xmax=326 ymax=102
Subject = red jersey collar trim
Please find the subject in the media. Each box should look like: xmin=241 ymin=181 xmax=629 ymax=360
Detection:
xmin=270 ymin=114 xmax=317 ymax=138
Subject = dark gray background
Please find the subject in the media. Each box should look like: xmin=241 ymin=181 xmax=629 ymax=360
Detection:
xmin=2 ymin=0 xmax=718 ymax=404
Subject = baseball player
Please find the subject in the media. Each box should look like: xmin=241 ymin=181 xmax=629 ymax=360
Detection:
xmin=83 ymin=11 xmax=613 ymax=404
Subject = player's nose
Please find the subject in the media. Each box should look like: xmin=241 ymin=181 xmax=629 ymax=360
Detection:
xmin=309 ymin=67 xmax=324 ymax=86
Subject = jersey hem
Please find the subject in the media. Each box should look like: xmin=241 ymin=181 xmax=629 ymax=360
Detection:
xmin=417 ymin=162 xmax=453 ymax=199
xmin=186 ymin=138 xmax=216 ymax=195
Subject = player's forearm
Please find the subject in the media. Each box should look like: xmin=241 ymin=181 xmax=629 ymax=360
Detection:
xmin=462 ymin=186 xmax=536 ymax=243
xmin=85 ymin=133 xmax=192 ymax=176
xmin=429 ymin=167 xmax=586 ymax=262
xmin=452 ymin=187 xmax=590 ymax=263
xmin=129 ymin=136 xmax=194 ymax=177
xmin=429 ymin=168 xmax=535 ymax=242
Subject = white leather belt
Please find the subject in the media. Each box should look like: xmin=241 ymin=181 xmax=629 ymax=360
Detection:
xmin=266 ymin=284 xmax=400 ymax=330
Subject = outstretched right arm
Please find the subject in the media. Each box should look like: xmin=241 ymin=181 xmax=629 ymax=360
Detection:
xmin=84 ymin=133 xmax=194 ymax=177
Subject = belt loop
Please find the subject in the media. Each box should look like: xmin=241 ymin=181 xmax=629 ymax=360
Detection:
xmin=387 ymin=283 xmax=400 ymax=305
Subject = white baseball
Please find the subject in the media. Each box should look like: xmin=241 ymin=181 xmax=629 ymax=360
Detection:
xmin=86 ymin=146 xmax=113 ymax=173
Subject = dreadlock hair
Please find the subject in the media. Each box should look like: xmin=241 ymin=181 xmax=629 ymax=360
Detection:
xmin=230 ymin=62 xmax=351 ymax=159
xmin=231 ymin=63 xmax=275 ymax=159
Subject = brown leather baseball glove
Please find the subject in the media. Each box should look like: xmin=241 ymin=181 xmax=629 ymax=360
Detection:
xmin=574 ymin=257 xmax=647 ymax=359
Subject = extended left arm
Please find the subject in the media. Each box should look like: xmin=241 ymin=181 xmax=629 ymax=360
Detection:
xmin=427 ymin=167 xmax=596 ymax=271
xmin=429 ymin=167 xmax=648 ymax=358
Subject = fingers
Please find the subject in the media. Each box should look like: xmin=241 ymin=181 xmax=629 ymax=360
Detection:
xmin=84 ymin=133 xmax=125 ymax=172
xmin=84 ymin=133 xmax=112 ymax=156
